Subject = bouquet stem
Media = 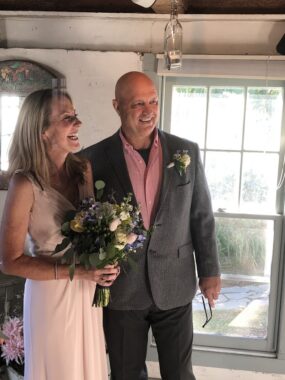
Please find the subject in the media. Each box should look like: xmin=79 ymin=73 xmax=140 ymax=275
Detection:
xmin=92 ymin=285 xmax=110 ymax=307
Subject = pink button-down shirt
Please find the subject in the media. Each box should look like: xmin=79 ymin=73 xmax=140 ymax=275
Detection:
xmin=120 ymin=129 xmax=163 ymax=229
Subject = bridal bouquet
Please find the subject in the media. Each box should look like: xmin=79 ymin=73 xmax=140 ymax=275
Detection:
xmin=54 ymin=181 xmax=147 ymax=307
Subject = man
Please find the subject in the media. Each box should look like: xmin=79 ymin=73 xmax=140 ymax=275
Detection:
xmin=82 ymin=71 xmax=221 ymax=380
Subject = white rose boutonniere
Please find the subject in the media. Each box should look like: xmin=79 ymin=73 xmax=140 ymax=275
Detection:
xmin=167 ymin=150 xmax=191 ymax=176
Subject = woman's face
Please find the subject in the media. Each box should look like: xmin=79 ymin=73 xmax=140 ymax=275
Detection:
xmin=42 ymin=96 xmax=82 ymax=156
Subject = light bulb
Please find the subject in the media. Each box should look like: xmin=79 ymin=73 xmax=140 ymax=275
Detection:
xmin=131 ymin=0 xmax=156 ymax=8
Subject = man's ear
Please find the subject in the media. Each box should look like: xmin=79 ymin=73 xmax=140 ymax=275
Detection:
xmin=112 ymin=99 xmax=120 ymax=116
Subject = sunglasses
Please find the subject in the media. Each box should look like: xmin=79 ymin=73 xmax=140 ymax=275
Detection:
xmin=201 ymin=295 xmax=212 ymax=328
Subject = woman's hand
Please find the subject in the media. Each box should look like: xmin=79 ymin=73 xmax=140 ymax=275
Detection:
xmin=81 ymin=264 xmax=120 ymax=286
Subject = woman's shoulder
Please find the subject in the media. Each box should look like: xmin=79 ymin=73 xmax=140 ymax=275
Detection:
xmin=10 ymin=171 xmax=33 ymax=187
xmin=10 ymin=171 xmax=44 ymax=193
xmin=7 ymin=172 xmax=34 ymax=205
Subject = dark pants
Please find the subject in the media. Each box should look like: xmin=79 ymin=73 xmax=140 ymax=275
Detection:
xmin=103 ymin=303 xmax=196 ymax=380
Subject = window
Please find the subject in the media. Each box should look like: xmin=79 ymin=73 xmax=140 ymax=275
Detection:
xmin=160 ymin=76 xmax=285 ymax=356
xmin=0 ymin=60 xmax=60 ymax=188
xmin=0 ymin=95 xmax=24 ymax=170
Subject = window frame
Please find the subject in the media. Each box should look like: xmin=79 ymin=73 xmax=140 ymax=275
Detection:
xmin=145 ymin=73 xmax=285 ymax=373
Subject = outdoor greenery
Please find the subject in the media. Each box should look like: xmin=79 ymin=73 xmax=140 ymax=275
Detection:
xmin=215 ymin=218 xmax=266 ymax=275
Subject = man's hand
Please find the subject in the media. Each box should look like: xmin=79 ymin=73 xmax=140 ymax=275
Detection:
xmin=199 ymin=276 xmax=221 ymax=307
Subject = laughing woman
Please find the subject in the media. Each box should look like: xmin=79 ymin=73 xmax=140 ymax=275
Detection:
xmin=0 ymin=89 xmax=119 ymax=380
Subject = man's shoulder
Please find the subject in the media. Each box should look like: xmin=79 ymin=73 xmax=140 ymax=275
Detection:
xmin=80 ymin=131 xmax=119 ymax=156
xmin=159 ymin=130 xmax=198 ymax=150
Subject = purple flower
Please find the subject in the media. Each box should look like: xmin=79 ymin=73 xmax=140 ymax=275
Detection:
xmin=1 ymin=317 xmax=24 ymax=365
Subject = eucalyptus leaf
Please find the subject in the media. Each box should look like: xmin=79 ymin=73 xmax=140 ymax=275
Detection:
xmin=95 ymin=180 xmax=105 ymax=191
xmin=62 ymin=247 xmax=74 ymax=264
xmin=69 ymin=262 xmax=75 ymax=281
xmin=95 ymin=180 xmax=105 ymax=200
xmin=89 ymin=252 xmax=100 ymax=268
xmin=106 ymin=243 xmax=118 ymax=259
xmin=96 ymin=189 xmax=104 ymax=200
xmin=61 ymin=221 xmax=71 ymax=235
xmin=53 ymin=237 xmax=70 ymax=254
xmin=79 ymin=253 xmax=91 ymax=269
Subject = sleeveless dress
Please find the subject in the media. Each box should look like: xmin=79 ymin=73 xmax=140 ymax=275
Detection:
xmin=23 ymin=174 xmax=109 ymax=380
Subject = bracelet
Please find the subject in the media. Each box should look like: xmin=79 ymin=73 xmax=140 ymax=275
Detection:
xmin=54 ymin=261 xmax=58 ymax=280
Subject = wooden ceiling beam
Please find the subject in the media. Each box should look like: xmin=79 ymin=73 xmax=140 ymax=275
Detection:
xmin=0 ymin=0 xmax=154 ymax=13
xmin=187 ymin=0 xmax=285 ymax=14
xmin=0 ymin=0 xmax=283 ymax=14
xmin=152 ymin=0 xmax=188 ymax=14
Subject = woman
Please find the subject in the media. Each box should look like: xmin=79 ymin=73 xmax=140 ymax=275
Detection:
xmin=0 ymin=89 xmax=118 ymax=379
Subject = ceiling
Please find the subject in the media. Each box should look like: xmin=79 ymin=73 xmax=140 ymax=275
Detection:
xmin=0 ymin=0 xmax=284 ymax=14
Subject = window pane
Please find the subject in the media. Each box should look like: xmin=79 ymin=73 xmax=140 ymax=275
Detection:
xmin=244 ymin=88 xmax=283 ymax=151
xmin=193 ymin=217 xmax=273 ymax=339
xmin=1 ymin=135 xmax=12 ymax=171
xmin=0 ymin=95 xmax=22 ymax=170
xmin=207 ymin=87 xmax=244 ymax=150
xmin=241 ymin=153 xmax=279 ymax=212
xmin=205 ymin=152 xmax=240 ymax=211
xmin=170 ymin=86 xmax=207 ymax=147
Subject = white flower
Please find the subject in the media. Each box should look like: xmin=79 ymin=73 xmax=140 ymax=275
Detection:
xmin=180 ymin=153 xmax=191 ymax=167
xmin=126 ymin=233 xmax=138 ymax=245
xmin=99 ymin=250 xmax=107 ymax=260
xmin=167 ymin=162 xmax=175 ymax=169
xmin=169 ymin=150 xmax=191 ymax=176
xmin=109 ymin=218 xmax=121 ymax=232
xmin=120 ymin=211 xmax=130 ymax=221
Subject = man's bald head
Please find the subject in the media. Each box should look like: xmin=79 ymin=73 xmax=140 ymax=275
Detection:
xmin=112 ymin=71 xmax=159 ymax=150
xmin=114 ymin=72 xmax=157 ymax=104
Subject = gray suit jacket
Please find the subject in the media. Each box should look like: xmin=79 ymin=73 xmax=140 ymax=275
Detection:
xmin=81 ymin=129 xmax=220 ymax=310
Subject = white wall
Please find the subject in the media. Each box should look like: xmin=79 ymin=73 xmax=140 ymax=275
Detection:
xmin=0 ymin=48 xmax=141 ymax=231
xmin=0 ymin=48 xmax=142 ymax=145
xmin=0 ymin=11 xmax=285 ymax=380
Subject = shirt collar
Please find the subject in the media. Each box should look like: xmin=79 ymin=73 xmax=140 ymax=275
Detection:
xmin=119 ymin=128 xmax=159 ymax=153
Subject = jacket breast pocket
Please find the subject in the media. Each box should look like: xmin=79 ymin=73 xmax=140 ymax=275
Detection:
xmin=177 ymin=180 xmax=191 ymax=188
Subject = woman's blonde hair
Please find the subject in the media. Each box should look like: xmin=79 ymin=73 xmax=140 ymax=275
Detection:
xmin=8 ymin=88 xmax=87 ymax=187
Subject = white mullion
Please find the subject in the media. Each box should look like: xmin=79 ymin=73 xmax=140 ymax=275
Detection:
xmin=0 ymin=97 xmax=3 ymax=171
xmin=159 ymin=76 xmax=166 ymax=132
xmin=238 ymin=86 xmax=247 ymax=208
xmin=275 ymin=86 xmax=285 ymax=215
xmin=214 ymin=212 xmax=279 ymax=220
xmin=203 ymin=85 xmax=210 ymax=165
xmin=266 ymin=216 xmax=284 ymax=351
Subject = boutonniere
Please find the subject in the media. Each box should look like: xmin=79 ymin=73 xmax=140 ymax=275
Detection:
xmin=167 ymin=150 xmax=191 ymax=176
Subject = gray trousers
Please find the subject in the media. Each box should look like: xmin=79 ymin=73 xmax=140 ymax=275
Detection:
xmin=103 ymin=303 xmax=196 ymax=380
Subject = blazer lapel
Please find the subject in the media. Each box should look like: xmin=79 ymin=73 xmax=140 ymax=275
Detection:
xmin=155 ymin=131 xmax=174 ymax=217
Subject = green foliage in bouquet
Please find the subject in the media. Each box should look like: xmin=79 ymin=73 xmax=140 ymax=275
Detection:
xmin=54 ymin=181 xmax=147 ymax=306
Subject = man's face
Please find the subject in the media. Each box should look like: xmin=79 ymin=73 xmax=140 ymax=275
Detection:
xmin=114 ymin=76 xmax=159 ymax=146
